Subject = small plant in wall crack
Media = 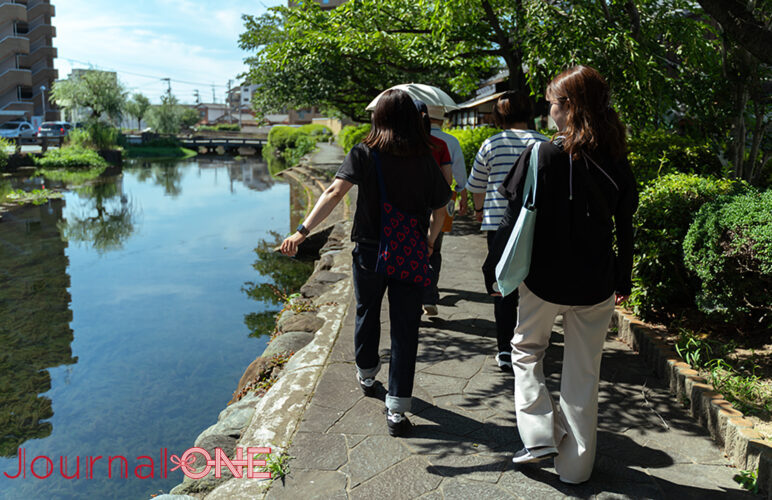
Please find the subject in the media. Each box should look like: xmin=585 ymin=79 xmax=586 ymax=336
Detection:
xmin=254 ymin=451 xmax=293 ymax=485
xmin=733 ymin=468 xmax=758 ymax=493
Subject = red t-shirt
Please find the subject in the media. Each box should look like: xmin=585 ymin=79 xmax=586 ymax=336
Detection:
xmin=429 ymin=136 xmax=451 ymax=168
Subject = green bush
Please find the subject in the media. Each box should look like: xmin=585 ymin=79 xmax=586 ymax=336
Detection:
xmin=630 ymin=173 xmax=748 ymax=318
xmin=297 ymin=123 xmax=331 ymax=138
xmin=683 ymin=190 xmax=772 ymax=328
xmin=263 ymin=126 xmax=318 ymax=174
xmin=34 ymin=146 xmax=109 ymax=168
xmin=338 ymin=123 xmax=371 ymax=153
xmin=199 ymin=123 xmax=240 ymax=132
xmin=445 ymin=126 xmax=502 ymax=176
xmin=144 ymin=136 xmax=181 ymax=148
xmin=67 ymin=122 xmax=120 ymax=150
xmin=0 ymin=137 xmax=11 ymax=170
xmin=627 ymin=130 xmax=726 ymax=186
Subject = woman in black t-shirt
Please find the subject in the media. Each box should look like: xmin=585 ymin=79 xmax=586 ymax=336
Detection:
xmin=486 ymin=66 xmax=637 ymax=482
xmin=281 ymin=89 xmax=450 ymax=436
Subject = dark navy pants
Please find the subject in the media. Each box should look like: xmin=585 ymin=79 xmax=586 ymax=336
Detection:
xmin=421 ymin=231 xmax=443 ymax=305
xmin=352 ymin=243 xmax=422 ymax=413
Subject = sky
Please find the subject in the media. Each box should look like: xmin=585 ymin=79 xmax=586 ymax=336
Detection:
xmin=53 ymin=0 xmax=286 ymax=105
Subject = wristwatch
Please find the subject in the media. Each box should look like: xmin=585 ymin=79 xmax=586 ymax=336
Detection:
xmin=296 ymin=223 xmax=310 ymax=236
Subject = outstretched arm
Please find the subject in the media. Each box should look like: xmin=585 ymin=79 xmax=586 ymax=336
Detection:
xmin=280 ymin=178 xmax=353 ymax=256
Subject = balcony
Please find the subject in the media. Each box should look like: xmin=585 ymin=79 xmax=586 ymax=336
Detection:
xmin=19 ymin=43 xmax=54 ymax=67
xmin=27 ymin=1 xmax=53 ymax=20
xmin=0 ymin=35 xmax=29 ymax=59
xmin=0 ymin=68 xmax=31 ymax=94
xmin=25 ymin=22 xmax=54 ymax=43
xmin=31 ymin=65 xmax=56 ymax=87
xmin=0 ymin=3 xmax=28 ymax=24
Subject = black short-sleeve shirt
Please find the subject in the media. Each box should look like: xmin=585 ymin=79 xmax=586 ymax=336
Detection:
xmin=336 ymin=143 xmax=451 ymax=244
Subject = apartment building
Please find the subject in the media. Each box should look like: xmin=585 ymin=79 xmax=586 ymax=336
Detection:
xmin=0 ymin=0 xmax=58 ymax=125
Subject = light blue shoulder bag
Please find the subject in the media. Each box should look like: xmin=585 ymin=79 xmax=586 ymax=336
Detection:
xmin=494 ymin=142 xmax=541 ymax=297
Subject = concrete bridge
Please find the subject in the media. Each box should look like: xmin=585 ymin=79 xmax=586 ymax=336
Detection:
xmin=178 ymin=137 xmax=266 ymax=154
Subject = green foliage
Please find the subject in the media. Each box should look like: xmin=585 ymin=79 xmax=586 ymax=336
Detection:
xmin=242 ymin=232 xmax=314 ymax=307
xmin=198 ymin=123 xmax=240 ymax=132
xmin=67 ymin=122 xmax=120 ymax=150
xmin=675 ymin=329 xmax=735 ymax=370
xmin=709 ymin=359 xmax=771 ymax=418
xmin=34 ymin=146 xmax=109 ymax=169
xmin=179 ymin=108 xmax=201 ymax=129
xmin=3 ymin=188 xmax=63 ymax=205
xmin=263 ymin=126 xmax=318 ymax=173
xmin=0 ymin=137 xmax=11 ymax=169
xmin=35 ymin=165 xmax=106 ymax=185
xmin=125 ymin=93 xmax=151 ymax=129
xmin=338 ymin=123 xmax=371 ymax=154
xmin=146 ymin=94 xmax=184 ymax=134
xmin=126 ymin=146 xmax=196 ymax=159
xmin=297 ymin=123 xmax=331 ymax=138
xmin=52 ymin=70 xmax=127 ymax=123
xmin=244 ymin=310 xmax=280 ymax=339
xmin=627 ymin=130 xmax=727 ymax=185
xmin=445 ymin=126 xmax=502 ymax=175
xmin=733 ymin=469 xmax=759 ymax=494
xmin=255 ymin=451 xmax=292 ymax=481
xmin=630 ymin=173 xmax=747 ymax=317
xmin=683 ymin=190 xmax=772 ymax=328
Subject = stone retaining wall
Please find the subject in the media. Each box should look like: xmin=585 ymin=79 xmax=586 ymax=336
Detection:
xmin=613 ymin=309 xmax=772 ymax=498
xmin=166 ymin=221 xmax=354 ymax=499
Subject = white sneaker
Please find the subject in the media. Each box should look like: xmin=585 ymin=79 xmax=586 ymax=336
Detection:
xmin=422 ymin=304 xmax=438 ymax=316
xmin=511 ymin=446 xmax=558 ymax=465
xmin=495 ymin=352 xmax=512 ymax=372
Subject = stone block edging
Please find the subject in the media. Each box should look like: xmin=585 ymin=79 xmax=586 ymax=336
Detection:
xmin=612 ymin=309 xmax=772 ymax=497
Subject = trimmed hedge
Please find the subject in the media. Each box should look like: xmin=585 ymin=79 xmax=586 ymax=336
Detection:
xmin=445 ymin=126 xmax=502 ymax=176
xmin=630 ymin=173 xmax=749 ymax=318
xmin=338 ymin=123 xmax=370 ymax=153
xmin=683 ymin=190 xmax=772 ymax=328
xmin=263 ymin=125 xmax=327 ymax=173
xmin=627 ymin=130 xmax=726 ymax=186
xmin=34 ymin=146 xmax=109 ymax=168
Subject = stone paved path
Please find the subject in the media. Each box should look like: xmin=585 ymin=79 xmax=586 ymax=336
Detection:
xmin=265 ymin=218 xmax=761 ymax=499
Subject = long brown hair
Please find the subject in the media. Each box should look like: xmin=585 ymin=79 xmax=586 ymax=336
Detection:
xmin=546 ymin=66 xmax=626 ymax=160
xmin=363 ymin=89 xmax=432 ymax=156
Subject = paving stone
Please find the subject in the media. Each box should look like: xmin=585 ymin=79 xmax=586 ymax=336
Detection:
xmin=432 ymin=394 xmax=497 ymax=420
xmin=416 ymin=489 xmax=444 ymax=500
xmin=350 ymin=456 xmax=442 ymax=500
xmin=344 ymin=433 xmax=367 ymax=448
xmin=412 ymin=404 xmax=485 ymax=437
xmin=414 ymin=372 xmax=468 ymax=398
xmin=646 ymin=463 xmax=759 ymax=499
xmin=328 ymin=398 xmax=389 ymax=435
xmin=498 ymin=467 xmax=595 ymax=499
xmin=348 ymin=435 xmax=411 ymax=487
xmin=311 ymin=362 xmax=362 ymax=412
xmin=266 ymin=470 xmax=347 ymax=500
xmin=428 ymin=454 xmax=509 ymax=483
xmin=298 ymin=403 xmax=345 ymax=434
xmin=289 ymin=432 xmax=348 ymax=471
xmin=421 ymin=355 xmax=486 ymax=379
xmin=441 ymin=477 xmax=516 ymax=499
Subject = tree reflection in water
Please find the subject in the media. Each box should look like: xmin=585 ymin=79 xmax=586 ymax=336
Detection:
xmin=58 ymin=181 xmax=139 ymax=253
xmin=0 ymin=200 xmax=77 ymax=457
xmin=242 ymin=231 xmax=314 ymax=338
xmin=133 ymin=161 xmax=184 ymax=197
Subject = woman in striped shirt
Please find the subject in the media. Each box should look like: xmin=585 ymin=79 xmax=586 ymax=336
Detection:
xmin=465 ymin=91 xmax=547 ymax=371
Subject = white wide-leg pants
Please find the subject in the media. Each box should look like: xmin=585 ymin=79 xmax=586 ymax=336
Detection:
xmin=511 ymin=283 xmax=615 ymax=484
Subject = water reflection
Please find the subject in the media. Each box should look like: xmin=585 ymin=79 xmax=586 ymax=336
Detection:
xmin=0 ymin=199 xmax=77 ymax=457
xmin=133 ymin=161 xmax=184 ymax=197
xmin=242 ymin=232 xmax=314 ymax=338
xmin=58 ymin=180 xmax=138 ymax=254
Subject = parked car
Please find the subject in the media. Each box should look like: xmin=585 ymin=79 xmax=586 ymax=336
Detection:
xmin=38 ymin=121 xmax=72 ymax=139
xmin=0 ymin=121 xmax=36 ymax=141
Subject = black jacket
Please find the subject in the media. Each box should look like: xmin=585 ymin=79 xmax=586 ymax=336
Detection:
xmin=482 ymin=140 xmax=638 ymax=305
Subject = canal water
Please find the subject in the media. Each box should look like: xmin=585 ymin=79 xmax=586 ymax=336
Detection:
xmin=0 ymin=158 xmax=303 ymax=499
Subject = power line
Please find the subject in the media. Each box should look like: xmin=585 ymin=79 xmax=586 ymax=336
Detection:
xmin=58 ymin=57 xmax=230 ymax=88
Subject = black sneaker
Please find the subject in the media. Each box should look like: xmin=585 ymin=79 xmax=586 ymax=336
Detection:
xmin=386 ymin=410 xmax=412 ymax=437
xmin=357 ymin=374 xmax=376 ymax=397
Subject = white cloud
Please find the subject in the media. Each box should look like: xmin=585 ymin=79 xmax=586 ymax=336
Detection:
xmin=51 ymin=1 xmax=285 ymax=104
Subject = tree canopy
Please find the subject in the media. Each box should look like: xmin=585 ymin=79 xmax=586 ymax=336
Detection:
xmin=51 ymin=70 xmax=127 ymax=124
xmin=240 ymin=0 xmax=770 ymax=183
xmin=125 ymin=93 xmax=151 ymax=130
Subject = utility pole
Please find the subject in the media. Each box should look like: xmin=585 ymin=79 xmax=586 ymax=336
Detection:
xmin=193 ymin=89 xmax=200 ymax=105
xmin=227 ymin=79 xmax=233 ymax=124
xmin=161 ymin=78 xmax=172 ymax=100
xmin=211 ymin=84 xmax=216 ymax=104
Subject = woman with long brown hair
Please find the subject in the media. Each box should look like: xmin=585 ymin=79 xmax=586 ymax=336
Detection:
xmin=281 ymin=89 xmax=450 ymax=436
xmin=485 ymin=66 xmax=638 ymax=482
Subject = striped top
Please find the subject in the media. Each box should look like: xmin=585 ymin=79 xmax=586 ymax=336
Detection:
xmin=466 ymin=129 xmax=548 ymax=231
